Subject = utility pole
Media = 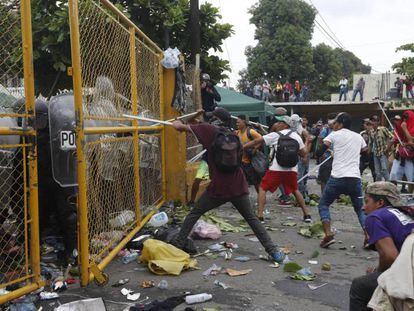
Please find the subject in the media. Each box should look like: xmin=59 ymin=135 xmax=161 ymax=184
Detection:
xmin=190 ymin=0 xmax=200 ymax=65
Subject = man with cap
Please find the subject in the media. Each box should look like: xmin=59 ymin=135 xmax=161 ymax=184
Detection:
xmin=171 ymin=107 xmax=286 ymax=263
xmin=360 ymin=118 xmax=376 ymax=181
xmin=201 ymin=73 xmax=221 ymax=114
xmin=349 ymin=181 xmax=414 ymax=311
xmin=316 ymin=112 xmax=368 ymax=248
xmin=244 ymin=114 xmax=312 ymax=223
xmin=370 ymin=115 xmax=393 ymax=181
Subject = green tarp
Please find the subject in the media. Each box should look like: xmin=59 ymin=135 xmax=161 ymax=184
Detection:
xmin=216 ymin=87 xmax=275 ymax=124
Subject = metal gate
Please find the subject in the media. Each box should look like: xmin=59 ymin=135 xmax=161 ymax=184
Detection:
xmin=0 ymin=0 xmax=42 ymax=304
xmin=68 ymin=0 xmax=166 ymax=285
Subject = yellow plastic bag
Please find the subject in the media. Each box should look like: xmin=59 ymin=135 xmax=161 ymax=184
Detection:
xmin=140 ymin=239 xmax=198 ymax=275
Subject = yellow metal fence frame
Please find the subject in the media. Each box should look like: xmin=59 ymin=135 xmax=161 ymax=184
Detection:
xmin=0 ymin=0 xmax=43 ymax=305
xmin=68 ymin=0 xmax=166 ymax=286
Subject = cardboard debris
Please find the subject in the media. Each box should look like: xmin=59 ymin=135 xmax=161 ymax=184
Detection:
xmin=226 ymin=268 xmax=252 ymax=277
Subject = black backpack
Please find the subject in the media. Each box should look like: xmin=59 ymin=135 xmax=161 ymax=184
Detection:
xmin=212 ymin=127 xmax=242 ymax=173
xmin=273 ymin=130 xmax=300 ymax=168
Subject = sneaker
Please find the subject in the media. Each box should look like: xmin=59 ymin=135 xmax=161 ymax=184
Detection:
xmin=320 ymin=235 xmax=336 ymax=248
xmin=271 ymin=250 xmax=286 ymax=264
xmin=258 ymin=216 xmax=265 ymax=224
xmin=303 ymin=215 xmax=312 ymax=223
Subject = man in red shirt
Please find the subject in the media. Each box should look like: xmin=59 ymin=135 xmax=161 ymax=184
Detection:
xmin=170 ymin=108 xmax=285 ymax=263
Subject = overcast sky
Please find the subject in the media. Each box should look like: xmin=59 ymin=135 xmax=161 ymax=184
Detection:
xmin=200 ymin=0 xmax=414 ymax=87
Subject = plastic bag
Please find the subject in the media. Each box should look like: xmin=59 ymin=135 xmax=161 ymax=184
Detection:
xmin=251 ymin=150 xmax=268 ymax=177
xmin=161 ymin=47 xmax=181 ymax=69
xmin=140 ymin=239 xmax=198 ymax=275
xmin=191 ymin=220 xmax=222 ymax=240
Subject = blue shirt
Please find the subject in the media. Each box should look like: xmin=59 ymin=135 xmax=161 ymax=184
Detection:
xmin=319 ymin=127 xmax=333 ymax=158
xmin=365 ymin=207 xmax=414 ymax=251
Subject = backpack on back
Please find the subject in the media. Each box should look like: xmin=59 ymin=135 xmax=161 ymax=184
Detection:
xmin=212 ymin=127 xmax=242 ymax=173
xmin=273 ymin=130 xmax=300 ymax=168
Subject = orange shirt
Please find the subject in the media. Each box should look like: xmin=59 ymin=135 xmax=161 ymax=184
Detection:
xmin=237 ymin=128 xmax=262 ymax=163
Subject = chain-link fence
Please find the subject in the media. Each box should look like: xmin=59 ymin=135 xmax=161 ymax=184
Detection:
xmin=70 ymin=0 xmax=165 ymax=285
xmin=0 ymin=0 xmax=41 ymax=304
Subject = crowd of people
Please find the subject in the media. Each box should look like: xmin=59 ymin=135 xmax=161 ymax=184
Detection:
xmin=170 ymin=72 xmax=414 ymax=309
xmin=243 ymin=79 xmax=311 ymax=103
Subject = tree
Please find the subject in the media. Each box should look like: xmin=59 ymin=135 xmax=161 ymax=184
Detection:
xmin=311 ymin=44 xmax=371 ymax=100
xmin=393 ymin=43 xmax=414 ymax=79
xmin=245 ymin=0 xmax=316 ymax=83
xmin=113 ymin=0 xmax=234 ymax=82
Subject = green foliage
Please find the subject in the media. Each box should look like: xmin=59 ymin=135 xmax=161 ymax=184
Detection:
xmin=245 ymin=0 xmax=316 ymax=83
xmin=393 ymin=43 xmax=414 ymax=79
xmin=114 ymin=0 xmax=234 ymax=82
xmin=242 ymin=0 xmax=371 ymax=100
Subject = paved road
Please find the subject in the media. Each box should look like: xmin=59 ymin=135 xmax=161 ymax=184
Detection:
xmin=38 ymin=168 xmax=377 ymax=311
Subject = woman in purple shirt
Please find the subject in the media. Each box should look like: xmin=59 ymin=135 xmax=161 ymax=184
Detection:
xmin=349 ymin=181 xmax=414 ymax=311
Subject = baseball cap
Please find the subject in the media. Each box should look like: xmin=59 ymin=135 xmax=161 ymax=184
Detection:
xmin=393 ymin=115 xmax=402 ymax=120
xmin=275 ymin=115 xmax=291 ymax=125
xmin=365 ymin=181 xmax=401 ymax=206
xmin=275 ymin=107 xmax=288 ymax=116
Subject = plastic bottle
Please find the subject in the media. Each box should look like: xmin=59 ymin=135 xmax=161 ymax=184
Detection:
xmin=185 ymin=293 xmax=213 ymax=305
xmin=157 ymin=280 xmax=168 ymax=290
xmin=148 ymin=212 xmax=168 ymax=227
xmin=122 ymin=251 xmax=139 ymax=264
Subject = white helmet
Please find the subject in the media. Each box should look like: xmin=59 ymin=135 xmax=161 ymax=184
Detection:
xmin=202 ymin=73 xmax=211 ymax=81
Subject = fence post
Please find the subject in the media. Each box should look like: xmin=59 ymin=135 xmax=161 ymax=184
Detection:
xmin=21 ymin=0 xmax=41 ymax=285
xmin=68 ymin=0 xmax=90 ymax=286
xmin=162 ymin=67 xmax=187 ymax=203
xmin=129 ymin=28 xmax=141 ymax=223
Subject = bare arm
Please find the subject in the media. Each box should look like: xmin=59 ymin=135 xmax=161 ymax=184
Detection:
xmin=375 ymin=237 xmax=399 ymax=272
xmin=244 ymin=137 xmax=265 ymax=150
xmin=172 ymin=121 xmax=191 ymax=132
xmin=401 ymin=122 xmax=414 ymax=143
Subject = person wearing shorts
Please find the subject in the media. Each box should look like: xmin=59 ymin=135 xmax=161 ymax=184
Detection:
xmin=244 ymin=115 xmax=312 ymax=223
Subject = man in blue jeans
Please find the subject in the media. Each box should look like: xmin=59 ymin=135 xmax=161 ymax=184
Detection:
xmin=316 ymin=113 xmax=368 ymax=248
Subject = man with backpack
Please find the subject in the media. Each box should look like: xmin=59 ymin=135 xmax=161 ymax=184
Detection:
xmin=170 ymin=108 xmax=286 ymax=263
xmin=316 ymin=112 xmax=368 ymax=248
xmin=244 ymin=115 xmax=312 ymax=223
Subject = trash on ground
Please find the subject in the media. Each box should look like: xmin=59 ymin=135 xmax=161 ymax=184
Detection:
xmin=148 ymin=212 xmax=169 ymax=227
xmin=322 ymin=262 xmax=332 ymax=271
xmin=221 ymin=241 xmax=239 ymax=249
xmin=226 ymin=268 xmax=252 ymax=277
xmin=282 ymin=221 xmax=297 ymax=227
xmin=311 ymin=250 xmax=320 ymax=258
xmin=208 ymin=243 xmax=226 ymax=252
xmin=112 ymin=278 xmax=130 ymax=287
xmin=127 ymin=293 xmax=141 ymax=301
xmin=109 ymin=210 xmax=135 ymax=229
xmin=9 ymin=302 xmax=36 ymax=311
xmin=234 ymin=256 xmax=250 ymax=262
xmin=339 ymin=246 xmax=347 ymax=250
xmin=248 ymin=237 xmax=259 ymax=242
xmin=55 ymin=298 xmax=106 ymax=311
xmin=122 ymin=251 xmax=139 ymax=264
xmin=39 ymin=292 xmax=59 ymax=300
xmin=281 ymin=246 xmax=291 ymax=254
xmin=214 ymin=280 xmax=230 ymax=289
xmin=259 ymin=254 xmax=269 ymax=261
xmin=286 ymin=216 xmax=294 ymax=220
xmin=282 ymin=255 xmax=291 ymax=264
xmin=130 ymin=294 xmax=185 ymax=310
xmin=121 ymin=288 xmax=134 ymax=296
xmin=157 ymin=280 xmax=168 ymax=290
xmin=298 ymin=222 xmax=324 ymax=239
xmin=202 ymin=264 xmax=222 ymax=276
xmin=203 ymin=214 xmax=246 ymax=233
xmin=351 ymin=245 xmax=356 ymax=249
xmin=52 ymin=280 xmax=67 ymax=291
xmin=295 ymin=250 xmax=304 ymax=254
xmin=141 ymin=280 xmax=155 ymax=288
xmin=269 ymin=262 xmax=280 ymax=268
xmin=283 ymin=262 xmax=303 ymax=273
xmin=308 ymin=283 xmax=328 ymax=291
xmin=308 ymin=260 xmax=318 ymax=265
xmin=218 ymin=250 xmax=232 ymax=260
xmin=290 ymin=267 xmax=316 ymax=281
xmin=185 ymin=293 xmax=213 ymax=305
xmin=140 ymin=239 xmax=198 ymax=275
xmin=191 ymin=220 xmax=222 ymax=240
